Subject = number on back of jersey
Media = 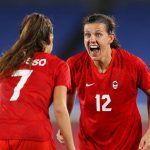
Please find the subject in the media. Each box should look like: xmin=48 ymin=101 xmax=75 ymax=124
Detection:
xmin=25 ymin=58 xmax=46 ymax=66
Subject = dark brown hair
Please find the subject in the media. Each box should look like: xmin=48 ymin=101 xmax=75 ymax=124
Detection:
xmin=0 ymin=12 xmax=53 ymax=76
xmin=83 ymin=13 xmax=120 ymax=48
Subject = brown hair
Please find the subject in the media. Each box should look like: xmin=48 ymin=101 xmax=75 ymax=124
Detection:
xmin=0 ymin=12 xmax=53 ymax=76
xmin=83 ymin=13 xmax=120 ymax=48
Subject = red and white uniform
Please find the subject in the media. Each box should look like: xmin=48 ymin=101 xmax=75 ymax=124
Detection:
xmin=0 ymin=52 xmax=70 ymax=145
xmin=67 ymin=48 xmax=150 ymax=150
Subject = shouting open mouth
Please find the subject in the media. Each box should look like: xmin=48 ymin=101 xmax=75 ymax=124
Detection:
xmin=89 ymin=45 xmax=101 ymax=58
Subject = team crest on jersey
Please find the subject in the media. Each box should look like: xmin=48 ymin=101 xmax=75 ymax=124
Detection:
xmin=112 ymin=81 xmax=118 ymax=89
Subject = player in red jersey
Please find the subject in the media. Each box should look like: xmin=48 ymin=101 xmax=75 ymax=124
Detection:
xmin=0 ymin=13 xmax=75 ymax=150
xmin=57 ymin=13 xmax=150 ymax=150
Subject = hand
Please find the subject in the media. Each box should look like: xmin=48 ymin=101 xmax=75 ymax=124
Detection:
xmin=139 ymin=129 xmax=150 ymax=150
xmin=56 ymin=129 xmax=65 ymax=144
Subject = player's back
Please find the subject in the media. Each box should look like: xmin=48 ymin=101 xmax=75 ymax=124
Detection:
xmin=0 ymin=52 xmax=65 ymax=141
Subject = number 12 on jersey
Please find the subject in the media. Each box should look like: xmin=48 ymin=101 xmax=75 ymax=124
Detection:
xmin=95 ymin=94 xmax=112 ymax=111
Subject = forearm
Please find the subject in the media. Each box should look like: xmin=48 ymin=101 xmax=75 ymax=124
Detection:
xmin=147 ymin=95 xmax=150 ymax=128
xmin=67 ymin=87 xmax=77 ymax=115
xmin=54 ymin=106 xmax=75 ymax=150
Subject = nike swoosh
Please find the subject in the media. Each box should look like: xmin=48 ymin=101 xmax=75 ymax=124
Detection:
xmin=86 ymin=83 xmax=95 ymax=87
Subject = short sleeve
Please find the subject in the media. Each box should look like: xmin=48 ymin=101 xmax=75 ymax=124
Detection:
xmin=54 ymin=61 xmax=71 ymax=90
xmin=67 ymin=58 xmax=76 ymax=93
xmin=137 ymin=58 xmax=150 ymax=91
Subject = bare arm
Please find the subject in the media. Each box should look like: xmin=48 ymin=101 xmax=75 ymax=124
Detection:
xmin=147 ymin=89 xmax=150 ymax=128
xmin=139 ymin=89 xmax=150 ymax=150
xmin=56 ymin=86 xmax=77 ymax=144
xmin=53 ymin=85 xmax=75 ymax=150
xmin=67 ymin=87 xmax=77 ymax=115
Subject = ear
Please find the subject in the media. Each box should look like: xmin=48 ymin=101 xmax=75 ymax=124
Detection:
xmin=47 ymin=34 xmax=53 ymax=45
xmin=108 ymin=34 xmax=115 ymax=44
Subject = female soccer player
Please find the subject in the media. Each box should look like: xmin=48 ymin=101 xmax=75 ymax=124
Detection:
xmin=0 ymin=12 xmax=75 ymax=150
xmin=57 ymin=13 xmax=150 ymax=150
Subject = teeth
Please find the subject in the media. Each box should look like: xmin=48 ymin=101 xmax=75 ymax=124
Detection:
xmin=90 ymin=45 xmax=99 ymax=48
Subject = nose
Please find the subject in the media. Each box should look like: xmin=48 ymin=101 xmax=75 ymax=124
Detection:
xmin=89 ymin=35 xmax=96 ymax=42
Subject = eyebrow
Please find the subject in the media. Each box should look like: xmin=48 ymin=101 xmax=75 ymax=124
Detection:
xmin=84 ymin=30 xmax=103 ymax=33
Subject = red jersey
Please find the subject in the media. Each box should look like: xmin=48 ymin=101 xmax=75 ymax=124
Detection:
xmin=67 ymin=48 xmax=150 ymax=150
xmin=0 ymin=52 xmax=71 ymax=142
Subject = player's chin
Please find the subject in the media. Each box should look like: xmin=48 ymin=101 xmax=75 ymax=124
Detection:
xmin=89 ymin=55 xmax=100 ymax=61
xmin=89 ymin=52 xmax=100 ymax=59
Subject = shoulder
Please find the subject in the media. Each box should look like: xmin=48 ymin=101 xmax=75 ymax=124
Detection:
xmin=115 ymin=48 xmax=149 ymax=72
xmin=115 ymin=48 xmax=145 ymax=64
xmin=115 ymin=48 xmax=135 ymax=59
xmin=33 ymin=52 xmax=68 ymax=72
xmin=36 ymin=52 xmax=66 ymax=65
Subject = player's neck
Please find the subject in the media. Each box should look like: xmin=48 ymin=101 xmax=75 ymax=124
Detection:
xmin=93 ymin=52 xmax=112 ymax=74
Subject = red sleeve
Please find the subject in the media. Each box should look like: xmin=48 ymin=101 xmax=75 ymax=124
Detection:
xmin=137 ymin=58 xmax=150 ymax=91
xmin=66 ymin=57 xmax=76 ymax=93
xmin=54 ymin=61 xmax=71 ymax=90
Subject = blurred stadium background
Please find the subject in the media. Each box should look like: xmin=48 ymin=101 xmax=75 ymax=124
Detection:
xmin=0 ymin=0 xmax=149 ymax=149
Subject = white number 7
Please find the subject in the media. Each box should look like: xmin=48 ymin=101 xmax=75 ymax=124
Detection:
xmin=10 ymin=69 xmax=33 ymax=101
